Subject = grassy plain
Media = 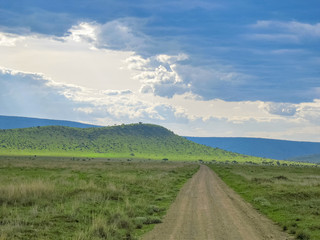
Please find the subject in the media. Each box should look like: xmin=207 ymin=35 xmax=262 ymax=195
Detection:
xmin=0 ymin=156 xmax=198 ymax=239
xmin=210 ymin=164 xmax=320 ymax=240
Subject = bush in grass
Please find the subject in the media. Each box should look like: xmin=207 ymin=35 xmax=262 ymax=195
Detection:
xmin=273 ymin=175 xmax=288 ymax=180
xmin=147 ymin=205 xmax=162 ymax=214
xmin=134 ymin=216 xmax=162 ymax=226
xmin=296 ymin=232 xmax=311 ymax=240
xmin=134 ymin=217 xmax=147 ymax=229
xmin=253 ymin=197 xmax=271 ymax=207
xmin=296 ymin=231 xmax=310 ymax=240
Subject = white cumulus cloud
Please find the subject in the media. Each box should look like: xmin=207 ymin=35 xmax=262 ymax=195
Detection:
xmin=0 ymin=32 xmax=25 ymax=46
xmin=67 ymin=22 xmax=97 ymax=43
xmin=66 ymin=19 xmax=148 ymax=51
xmin=127 ymin=53 xmax=248 ymax=100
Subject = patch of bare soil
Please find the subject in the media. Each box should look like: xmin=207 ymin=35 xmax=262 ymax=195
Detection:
xmin=142 ymin=165 xmax=293 ymax=240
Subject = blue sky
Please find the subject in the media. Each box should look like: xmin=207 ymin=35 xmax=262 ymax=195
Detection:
xmin=0 ymin=0 xmax=319 ymax=141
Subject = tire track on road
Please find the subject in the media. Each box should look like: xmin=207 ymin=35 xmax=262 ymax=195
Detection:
xmin=142 ymin=165 xmax=293 ymax=240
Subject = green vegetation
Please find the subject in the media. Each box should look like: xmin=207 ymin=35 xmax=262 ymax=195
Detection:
xmin=0 ymin=123 xmax=266 ymax=162
xmin=0 ymin=156 xmax=198 ymax=239
xmin=210 ymin=163 xmax=320 ymax=239
xmin=288 ymin=154 xmax=320 ymax=163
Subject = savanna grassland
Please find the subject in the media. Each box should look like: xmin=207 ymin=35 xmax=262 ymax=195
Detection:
xmin=210 ymin=164 xmax=320 ymax=240
xmin=0 ymin=124 xmax=267 ymax=163
xmin=0 ymin=156 xmax=198 ymax=240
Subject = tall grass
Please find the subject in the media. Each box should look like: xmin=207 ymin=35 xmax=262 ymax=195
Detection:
xmin=0 ymin=180 xmax=55 ymax=205
xmin=0 ymin=156 xmax=198 ymax=239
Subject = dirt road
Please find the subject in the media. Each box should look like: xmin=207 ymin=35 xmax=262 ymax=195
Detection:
xmin=143 ymin=165 xmax=292 ymax=240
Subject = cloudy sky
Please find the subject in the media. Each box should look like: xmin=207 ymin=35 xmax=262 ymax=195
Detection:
xmin=0 ymin=0 xmax=319 ymax=141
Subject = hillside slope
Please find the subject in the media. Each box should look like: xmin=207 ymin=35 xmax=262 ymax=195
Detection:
xmin=186 ymin=137 xmax=320 ymax=161
xmin=287 ymin=153 xmax=320 ymax=163
xmin=0 ymin=115 xmax=99 ymax=129
xmin=0 ymin=124 xmax=262 ymax=162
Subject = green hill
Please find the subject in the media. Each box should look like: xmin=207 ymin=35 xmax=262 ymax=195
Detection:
xmin=0 ymin=123 xmax=268 ymax=162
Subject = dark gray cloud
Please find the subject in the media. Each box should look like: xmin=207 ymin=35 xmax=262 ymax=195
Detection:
xmin=1 ymin=0 xmax=319 ymax=103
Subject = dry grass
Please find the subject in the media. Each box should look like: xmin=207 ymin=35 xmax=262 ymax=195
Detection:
xmin=0 ymin=156 xmax=198 ymax=239
xmin=0 ymin=180 xmax=55 ymax=205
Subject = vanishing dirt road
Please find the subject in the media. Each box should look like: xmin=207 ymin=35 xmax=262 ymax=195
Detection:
xmin=143 ymin=165 xmax=292 ymax=240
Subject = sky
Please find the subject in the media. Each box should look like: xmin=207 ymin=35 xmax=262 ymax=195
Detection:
xmin=0 ymin=0 xmax=319 ymax=141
